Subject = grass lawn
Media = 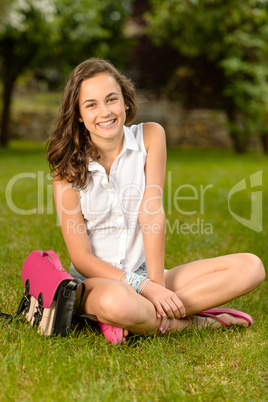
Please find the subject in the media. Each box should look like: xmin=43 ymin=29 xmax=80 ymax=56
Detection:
xmin=0 ymin=141 xmax=267 ymax=401
xmin=12 ymin=91 xmax=61 ymax=112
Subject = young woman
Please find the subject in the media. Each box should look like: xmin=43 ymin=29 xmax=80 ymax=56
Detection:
xmin=47 ymin=58 xmax=265 ymax=344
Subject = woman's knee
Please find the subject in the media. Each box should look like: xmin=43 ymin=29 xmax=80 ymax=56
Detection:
xmin=238 ymin=253 xmax=265 ymax=289
xmin=93 ymin=283 xmax=140 ymax=324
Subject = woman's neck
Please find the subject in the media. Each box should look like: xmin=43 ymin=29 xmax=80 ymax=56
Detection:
xmin=93 ymin=133 xmax=124 ymax=176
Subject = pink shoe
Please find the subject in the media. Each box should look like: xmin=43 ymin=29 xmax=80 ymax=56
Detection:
xmin=197 ymin=308 xmax=253 ymax=326
xmin=97 ymin=322 xmax=124 ymax=344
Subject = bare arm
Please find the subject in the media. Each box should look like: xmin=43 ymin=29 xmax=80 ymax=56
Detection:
xmin=53 ymin=178 xmax=123 ymax=281
xmin=139 ymin=122 xmax=166 ymax=285
xmin=139 ymin=123 xmax=185 ymax=321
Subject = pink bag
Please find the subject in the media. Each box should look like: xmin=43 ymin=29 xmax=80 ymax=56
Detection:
xmin=22 ymin=250 xmax=73 ymax=308
xmin=17 ymin=250 xmax=85 ymax=336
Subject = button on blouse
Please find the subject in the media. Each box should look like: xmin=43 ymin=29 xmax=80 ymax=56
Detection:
xmin=79 ymin=123 xmax=147 ymax=272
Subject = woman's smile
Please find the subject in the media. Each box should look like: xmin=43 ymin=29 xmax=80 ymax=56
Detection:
xmin=97 ymin=118 xmax=117 ymax=128
xmin=79 ymin=73 xmax=127 ymax=145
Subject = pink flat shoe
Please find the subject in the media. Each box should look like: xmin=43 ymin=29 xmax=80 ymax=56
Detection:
xmin=197 ymin=308 xmax=253 ymax=326
xmin=97 ymin=322 xmax=124 ymax=344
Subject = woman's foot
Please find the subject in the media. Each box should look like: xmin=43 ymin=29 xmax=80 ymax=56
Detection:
xmin=195 ymin=313 xmax=250 ymax=329
xmin=98 ymin=322 xmax=129 ymax=344
xmin=196 ymin=308 xmax=253 ymax=328
xmin=122 ymin=329 xmax=129 ymax=344
xmin=168 ymin=308 xmax=253 ymax=333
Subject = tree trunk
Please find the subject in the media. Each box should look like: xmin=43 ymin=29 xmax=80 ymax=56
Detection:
xmin=225 ymin=109 xmax=248 ymax=153
xmin=0 ymin=76 xmax=15 ymax=147
xmin=0 ymin=36 xmax=18 ymax=147
xmin=0 ymin=34 xmax=41 ymax=146
xmin=261 ymin=134 xmax=268 ymax=154
xmin=230 ymin=131 xmax=248 ymax=153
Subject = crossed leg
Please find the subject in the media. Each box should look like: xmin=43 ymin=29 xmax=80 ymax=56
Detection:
xmin=164 ymin=252 xmax=265 ymax=315
xmin=79 ymin=252 xmax=265 ymax=339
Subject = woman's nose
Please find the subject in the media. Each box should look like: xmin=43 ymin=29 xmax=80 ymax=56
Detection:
xmin=99 ymin=103 xmax=111 ymax=117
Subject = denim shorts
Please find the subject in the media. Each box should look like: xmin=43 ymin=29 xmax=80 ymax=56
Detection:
xmin=135 ymin=261 xmax=168 ymax=277
xmin=69 ymin=263 xmax=88 ymax=282
xmin=69 ymin=261 xmax=168 ymax=281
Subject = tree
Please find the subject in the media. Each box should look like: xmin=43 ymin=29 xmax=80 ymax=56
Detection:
xmin=0 ymin=0 xmax=131 ymax=146
xmin=145 ymin=0 xmax=268 ymax=152
xmin=53 ymin=0 xmax=131 ymax=72
xmin=0 ymin=0 xmax=57 ymax=146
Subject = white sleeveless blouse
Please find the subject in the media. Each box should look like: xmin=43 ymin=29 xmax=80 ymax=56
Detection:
xmin=79 ymin=123 xmax=147 ymax=272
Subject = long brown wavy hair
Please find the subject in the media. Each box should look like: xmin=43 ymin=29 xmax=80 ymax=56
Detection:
xmin=46 ymin=58 xmax=137 ymax=189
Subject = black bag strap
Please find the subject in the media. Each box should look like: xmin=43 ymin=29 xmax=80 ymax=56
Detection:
xmin=1 ymin=288 xmax=31 ymax=325
xmin=75 ymin=279 xmax=86 ymax=315
xmin=0 ymin=312 xmax=13 ymax=324
xmin=61 ymin=278 xmax=86 ymax=315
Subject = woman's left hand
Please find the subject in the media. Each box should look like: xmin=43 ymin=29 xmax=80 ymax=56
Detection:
xmin=142 ymin=280 xmax=185 ymax=321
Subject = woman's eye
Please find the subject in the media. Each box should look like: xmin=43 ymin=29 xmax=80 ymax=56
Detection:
xmin=87 ymin=103 xmax=96 ymax=108
xmin=108 ymin=98 xmax=117 ymax=103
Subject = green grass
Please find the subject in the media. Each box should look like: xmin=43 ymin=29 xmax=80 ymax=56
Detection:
xmin=0 ymin=141 xmax=267 ymax=401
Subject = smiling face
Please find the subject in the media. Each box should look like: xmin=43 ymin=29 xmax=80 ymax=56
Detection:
xmin=78 ymin=73 xmax=127 ymax=146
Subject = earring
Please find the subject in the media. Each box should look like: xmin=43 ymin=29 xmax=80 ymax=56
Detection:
xmin=79 ymin=117 xmax=83 ymax=122
xmin=126 ymin=106 xmax=129 ymax=111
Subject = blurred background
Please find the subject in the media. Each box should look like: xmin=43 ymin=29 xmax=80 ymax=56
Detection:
xmin=1 ymin=0 xmax=268 ymax=154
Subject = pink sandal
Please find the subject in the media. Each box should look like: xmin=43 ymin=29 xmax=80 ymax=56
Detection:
xmin=197 ymin=308 xmax=253 ymax=326
xmin=97 ymin=322 xmax=124 ymax=344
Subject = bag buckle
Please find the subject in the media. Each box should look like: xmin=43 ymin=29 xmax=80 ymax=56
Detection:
xmin=33 ymin=293 xmax=44 ymax=327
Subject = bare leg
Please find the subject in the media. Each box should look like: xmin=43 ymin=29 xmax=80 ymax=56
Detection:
xmin=78 ymin=253 xmax=265 ymax=339
xmin=165 ymin=253 xmax=265 ymax=316
xmin=79 ymin=278 xmax=193 ymax=336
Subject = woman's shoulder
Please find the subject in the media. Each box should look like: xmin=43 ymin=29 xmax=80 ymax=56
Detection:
xmin=143 ymin=122 xmax=165 ymax=135
xmin=142 ymin=122 xmax=166 ymax=152
xmin=53 ymin=174 xmax=79 ymax=197
xmin=53 ymin=175 xmax=81 ymax=215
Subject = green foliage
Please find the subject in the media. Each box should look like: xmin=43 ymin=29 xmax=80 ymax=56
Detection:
xmin=52 ymin=0 xmax=132 ymax=69
xmin=0 ymin=0 xmax=132 ymax=145
xmin=0 ymin=1 xmax=55 ymax=75
xmin=145 ymin=0 xmax=268 ymax=148
xmin=0 ymin=0 xmax=131 ymax=77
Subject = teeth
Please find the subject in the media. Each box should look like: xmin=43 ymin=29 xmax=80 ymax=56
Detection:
xmin=98 ymin=119 xmax=115 ymax=127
